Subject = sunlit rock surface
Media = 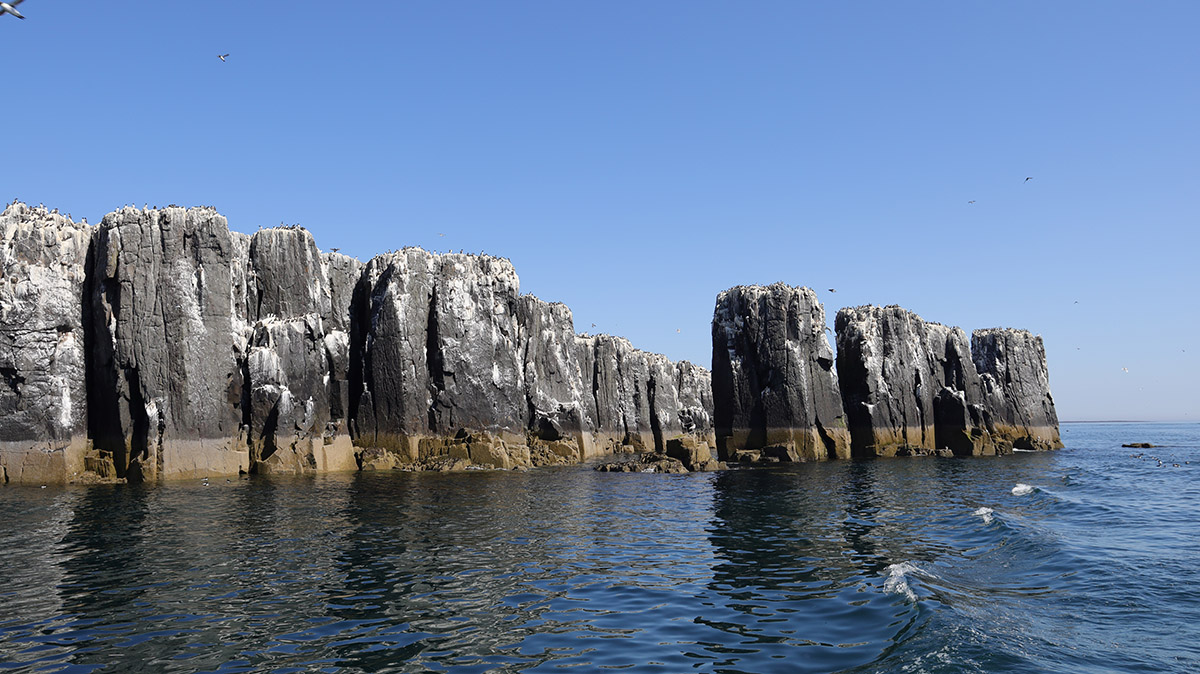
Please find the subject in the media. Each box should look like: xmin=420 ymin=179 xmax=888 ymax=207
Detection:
xmin=972 ymin=328 xmax=1063 ymax=451
xmin=0 ymin=204 xmax=91 ymax=483
xmin=712 ymin=283 xmax=851 ymax=462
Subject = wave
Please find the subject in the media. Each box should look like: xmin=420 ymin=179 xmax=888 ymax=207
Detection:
xmin=972 ymin=507 xmax=995 ymax=525
xmin=883 ymin=562 xmax=923 ymax=602
xmin=1011 ymin=483 xmax=1035 ymax=496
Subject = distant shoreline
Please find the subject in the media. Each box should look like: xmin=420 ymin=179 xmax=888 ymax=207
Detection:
xmin=1061 ymin=420 xmax=1197 ymax=424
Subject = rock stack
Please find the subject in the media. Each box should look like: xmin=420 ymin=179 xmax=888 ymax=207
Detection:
xmin=713 ymin=285 xmax=1061 ymax=461
xmin=712 ymin=284 xmax=851 ymax=462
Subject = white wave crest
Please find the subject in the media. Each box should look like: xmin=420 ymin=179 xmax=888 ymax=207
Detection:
xmin=883 ymin=562 xmax=919 ymax=601
xmin=1012 ymin=483 xmax=1035 ymax=496
xmin=1012 ymin=448 xmax=1037 ymax=453
xmin=973 ymin=507 xmax=994 ymax=524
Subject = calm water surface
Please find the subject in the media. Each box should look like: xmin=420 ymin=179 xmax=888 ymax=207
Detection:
xmin=2 ymin=422 xmax=1198 ymax=673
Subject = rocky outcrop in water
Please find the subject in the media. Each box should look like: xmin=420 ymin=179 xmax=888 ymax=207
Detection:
xmin=711 ymin=284 xmax=851 ymax=462
xmin=0 ymin=202 xmax=714 ymax=483
xmin=836 ymin=306 xmax=997 ymax=456
xmin=712 ymin=286 xmax=1061 ymax=461
xmin=972 ymin=328 xmax=1062 ymax=451
xmin=0 ymin=204 xmax=92 ymax=484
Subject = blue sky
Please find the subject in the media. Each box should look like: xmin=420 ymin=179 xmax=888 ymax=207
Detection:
xmin=3 ymin=1 xmax=1196 ymax=421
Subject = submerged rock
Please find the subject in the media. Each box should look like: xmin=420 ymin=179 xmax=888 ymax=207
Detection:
xmin=712 ymin=284 xmax=851 ymax=462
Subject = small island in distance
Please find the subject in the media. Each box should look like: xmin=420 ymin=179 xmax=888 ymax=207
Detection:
xmin=1 ymin=202 xmax=1060 ymax=484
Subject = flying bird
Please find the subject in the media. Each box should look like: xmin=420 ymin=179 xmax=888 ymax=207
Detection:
xmin=676 ymin=329 xmax=681 ymax=333
xmin=1024 ymin=177 xmax=1033 ymax=182
xmin=218 ymin=53 xmax=229 ymax=62
xmin=968 ymin=200 xmax=976 ymax=204
xmin=1122 ymin=367 xmax=1129 ymax=373
xmin=0 ymin=1 xmax=26 ymax=19
xmin=330 ymin=247 xmax=340 ymax=253
xmin=438 ymin=233 xmax=445 ymax=237
xmin=828 ymin=288 xmax=836 ymax=293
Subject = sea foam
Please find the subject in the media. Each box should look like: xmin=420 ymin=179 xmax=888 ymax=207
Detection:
xmin=883 ymin=562 xmax=920 ymax=602
xmin=973 ymin=507 xmax=995 ymax=524
xmin=1012 ymin=483 xmax=1035 ymax=496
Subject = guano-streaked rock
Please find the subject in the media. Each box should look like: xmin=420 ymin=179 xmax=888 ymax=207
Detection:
xmin=972 ymin=328 xmax=1063 ymax=451
xmin=712 ymin=283 xmax=851 ymax=462
xmin=0 ymin=204 xmax=92 ymax=483
xmin=87 ymin=206 xmax=246 ymax=481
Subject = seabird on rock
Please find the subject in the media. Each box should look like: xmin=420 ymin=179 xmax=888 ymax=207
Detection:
xmin=218 ymin=53 xmax=229 ymax=62
xmin=0 ymin=1 xmax=26 ymax=19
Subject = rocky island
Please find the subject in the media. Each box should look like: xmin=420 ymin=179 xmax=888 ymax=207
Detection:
xmin=2 ymin=204 xmax=1061 ymax=484
xmin=713 ymin=283 xmax=1061 ymax=461
xmin=2 ymin=203 xmax=713 ymax=483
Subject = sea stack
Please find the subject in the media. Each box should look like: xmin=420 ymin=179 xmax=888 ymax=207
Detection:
xmin=713 ymin=288 xmax=1063 ymax=460
xmin=972 ymin=328 xmax=1063 ymax=451
xmin=711 ymin=283 xmax=851 ymax=462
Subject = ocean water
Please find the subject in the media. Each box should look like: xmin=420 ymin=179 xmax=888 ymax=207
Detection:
xmin=2 ymin=422 xmax=1198 ymax=673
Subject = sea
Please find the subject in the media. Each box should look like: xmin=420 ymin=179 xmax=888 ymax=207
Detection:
xmin=2 ymin=421 xmax=1197 ymax=673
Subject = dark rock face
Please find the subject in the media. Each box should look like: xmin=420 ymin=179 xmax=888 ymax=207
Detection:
xmin=715 ymin=292 xmax=1061 ymax=461
xmin=712 ymin=284 xmax=851 ymax=462
xmin=235 ymin=228 xmax=360 ymax=474
xmin=87 ymin=207 xmax=247 ymax=481
xmin=350 ymin=250 xmax=711 ymax=468
xmin=0 ymin=204 xmax=91 ymax=483
xmin=972 ymin=328 xmax=1063 ymax=451
xmin=835 ymin=306 xmax=996 ymax=457
xmin=833 ymin=306 xmax=1059 ymax=457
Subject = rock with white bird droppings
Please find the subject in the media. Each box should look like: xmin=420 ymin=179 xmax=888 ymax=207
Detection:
xmin=87 ymin=206 xmax=247 ymax=481
xmin=0 ymin=204 xmax=92 ymax=484
xmin=711 ymin=283 xmax=851 ymax=462
xmin=972 ymin=328 xmax=1062 ymax=451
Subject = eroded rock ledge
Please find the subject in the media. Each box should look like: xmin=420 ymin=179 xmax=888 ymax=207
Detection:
xmin=1 ymin=203 xmax=713 ymax=483
xmin=713 ymin=284 xmax=1062 ymax=461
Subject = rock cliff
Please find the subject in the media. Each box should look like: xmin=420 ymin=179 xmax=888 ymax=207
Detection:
xmin=712 ymin=284 xmax=851 ymax=462
xmin=0 ymin=204 xmax=91 ymax=484
xmin=712 ymin=285 xmax=1061 ymax=461
xmin=835 ymin=305 xmax=998 ymax=457
xmin=1 ymin=202 xmax=714 ymax=483
xmin=972 ymin=328 xmax=1062 ymax=451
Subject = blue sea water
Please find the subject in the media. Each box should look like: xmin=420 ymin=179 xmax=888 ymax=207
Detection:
xmin=1 ymin=421 xmax=1198 ymax=673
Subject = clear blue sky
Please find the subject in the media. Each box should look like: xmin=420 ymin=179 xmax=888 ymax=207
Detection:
xmin=3 ymin=1 xmax=1196 ymax=421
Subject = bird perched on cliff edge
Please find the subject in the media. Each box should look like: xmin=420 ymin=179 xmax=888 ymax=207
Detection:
xmin=0 ymin=1 xmax=27 ymax=19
